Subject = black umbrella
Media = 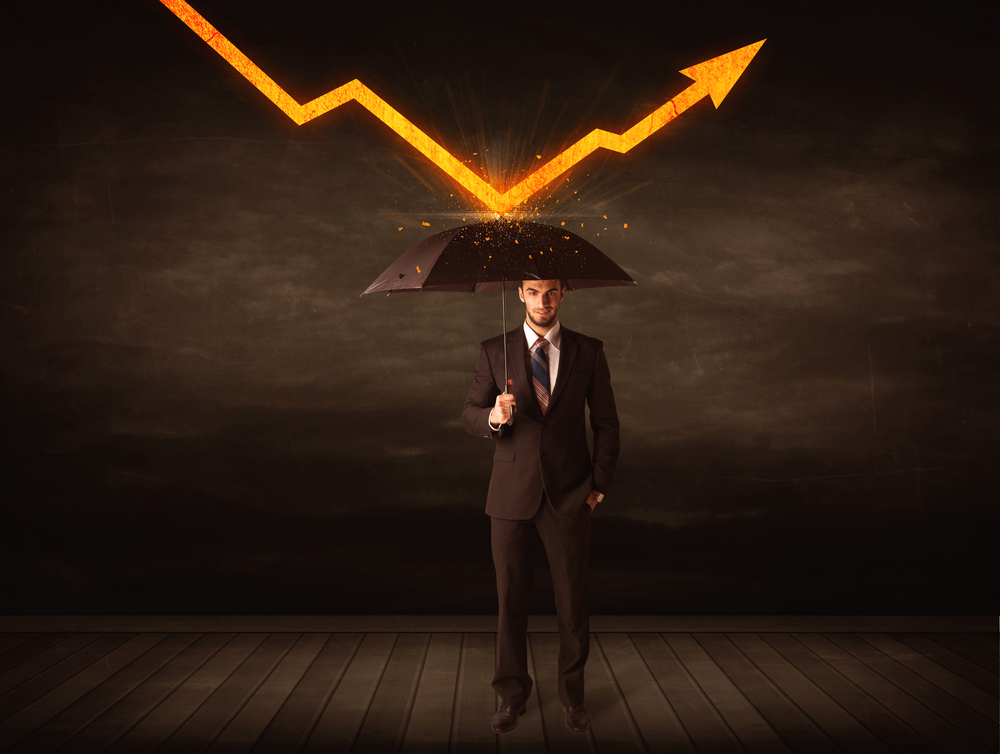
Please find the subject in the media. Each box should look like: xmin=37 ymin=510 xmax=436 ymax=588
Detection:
xmin=362 ymin=219 xmax=635 ymax=294
xmin=362 ymin=218 xmax=636 ymax=418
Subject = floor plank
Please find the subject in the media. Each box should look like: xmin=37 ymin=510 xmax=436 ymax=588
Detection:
xmin=664 ymin=633 xmax=792 ymax=754
xmin=598 ymin=633 xmax=695 ymax=754
xmin=794 ymin=632 xmax=990 ymax=754
xmin=629 ymin=632 xmax=742 ymax=754
xmin=959 ymin=634 xmax=998 ymax=656
xmin=451 ymin=633 xmax=498 ymax=754
xmin=728 ymin=633 xmax=894 ymax=754
xmin=0 ymin=637 xmax=34 ymax=658
xmin=205 ymin=632 xmax=329 ymax=754
xmin=0 ymin=634 xmax=132 ymax=722
xmin=858 ymin=632 xmax=998 ymax=721
xmin=922 ymin=633 xmax=999 ymax=674
xmin=57 ymin=632 xmax=233 ymax=753
xmin=528 ymin=633 xmax=589 ymax=754
xmin=403 ymin=633 xmax=461 ymax=754
xmin=0 ymin=634 xmax=105 ymax=698
xmin=302 ymin=632 xmax=397 ymax=753
xmin=107 ymin=633 xmax=267 ymax=753
xmin=694 ymin=633 xmax=840 ymax=754
xmin=252 ymin=633 xmax=363 ymax=754
xmin=352 ymin=632 xmax=430 ymax=754
xmin=586 ymin=635 xmax=645 ymax=754
xmin=826 ymin=632 xmax=996 ymax=748
xmin=760 ymin=633 xmax=937 ymax=754
xmin=9 ymin=632 xmax=200 ymax=754
xmin=0 ymin=635 xmax=69 ymax=675
xmin=890 ymin=632 xmax=999 ymax=695
xmin=0 ymin=633 xmax=168 ymax=752
xmin=157 ymin=633 xmax=300 ymax=753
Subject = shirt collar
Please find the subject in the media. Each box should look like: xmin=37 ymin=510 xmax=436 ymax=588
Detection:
xmin=524 ymin=319 xmax=562 ymax=350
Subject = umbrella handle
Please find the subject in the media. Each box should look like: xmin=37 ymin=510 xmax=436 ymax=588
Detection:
xmin=505 ymin=380 xmax=516 ymax=427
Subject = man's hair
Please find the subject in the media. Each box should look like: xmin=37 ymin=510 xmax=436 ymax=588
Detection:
xmin=519 ymin=279 xmax=567 ymax=291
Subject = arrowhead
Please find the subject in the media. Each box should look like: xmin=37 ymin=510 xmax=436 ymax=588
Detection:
xmin=678 ymin=39 xmax=765 ymax=108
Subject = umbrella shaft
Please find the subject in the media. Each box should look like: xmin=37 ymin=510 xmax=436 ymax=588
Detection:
xmin=502 ymin=280 xmax=515 ymax=426
xmin=502 ymin=281 xmax=507 ymax=389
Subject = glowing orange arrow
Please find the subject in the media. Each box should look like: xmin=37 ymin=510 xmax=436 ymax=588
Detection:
xmin=161 ymin=0 xmax=763 ymax=214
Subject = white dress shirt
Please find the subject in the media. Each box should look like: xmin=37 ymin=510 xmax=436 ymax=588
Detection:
xmin=490 ymin=320 xmax=562 ymax=430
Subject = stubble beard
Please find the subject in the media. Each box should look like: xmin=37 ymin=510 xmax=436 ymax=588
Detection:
xmin=527 ymin=308 xmax=556 ymax=330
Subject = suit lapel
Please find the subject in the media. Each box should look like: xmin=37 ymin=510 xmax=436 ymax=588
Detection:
xmin=548 ymin=327 xmax=577 ymax=413
xmin=506 ymin=328 xmax=541 ymax=419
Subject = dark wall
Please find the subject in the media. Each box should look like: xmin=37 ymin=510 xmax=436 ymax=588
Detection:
xmin=2 ymin=0 xmax=996 ymax=614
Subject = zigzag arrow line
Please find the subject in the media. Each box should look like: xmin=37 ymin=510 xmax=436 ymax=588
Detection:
xmin=162 ymin=0 xmax=763 ymax=214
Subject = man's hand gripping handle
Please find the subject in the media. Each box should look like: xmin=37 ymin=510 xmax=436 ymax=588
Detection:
xmin=490 ymin=379 xmax=517 ymax=427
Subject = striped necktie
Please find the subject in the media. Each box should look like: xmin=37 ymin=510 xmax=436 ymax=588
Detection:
xmin=531 ymin=336 xmax=550 ymax=415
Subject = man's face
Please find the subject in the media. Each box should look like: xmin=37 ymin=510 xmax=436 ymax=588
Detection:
xmin=519 ymin=279 xmax=565 ymax=330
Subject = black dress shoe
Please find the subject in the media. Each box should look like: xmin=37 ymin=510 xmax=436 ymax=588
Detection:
xmin=491 ymin=704 xmax=526 ymax=733
xmin=563 ymin=703 xmax=591 ymax=733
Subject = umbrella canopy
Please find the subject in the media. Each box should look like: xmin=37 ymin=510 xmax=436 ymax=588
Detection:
xmin=361 ymin=219 xmax=636 ymax=295
xmin=361 ymin=219 xmax=636 ymax=417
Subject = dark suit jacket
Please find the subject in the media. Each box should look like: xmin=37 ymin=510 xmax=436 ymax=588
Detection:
xmin=462 ymin=324 xmax=620 ymax=519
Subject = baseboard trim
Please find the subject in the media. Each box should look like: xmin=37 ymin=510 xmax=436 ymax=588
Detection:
xmin=0 ymin=614 xmax=995 ymax=632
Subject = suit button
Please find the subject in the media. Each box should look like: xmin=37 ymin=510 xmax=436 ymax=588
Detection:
xmin=541 ymin=422 xmax=546 ymax=429
xmin=540 ymin=450 xmax=547 ymax=457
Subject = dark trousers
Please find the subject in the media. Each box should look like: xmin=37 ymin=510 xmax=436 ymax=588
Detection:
xmin=490 ymin=492 xmax=592 ymax=707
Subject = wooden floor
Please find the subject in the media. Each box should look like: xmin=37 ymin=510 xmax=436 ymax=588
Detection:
xmin=0 ymin=629 xmax=995 ymax=753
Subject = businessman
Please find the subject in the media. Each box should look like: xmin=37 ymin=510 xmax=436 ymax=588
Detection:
xmin=462 ymin=278 xmax=620 ymax=734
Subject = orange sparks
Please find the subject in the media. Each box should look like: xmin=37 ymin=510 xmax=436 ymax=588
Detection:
xmin=160 ymin=0 xmax=763 ymax=214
